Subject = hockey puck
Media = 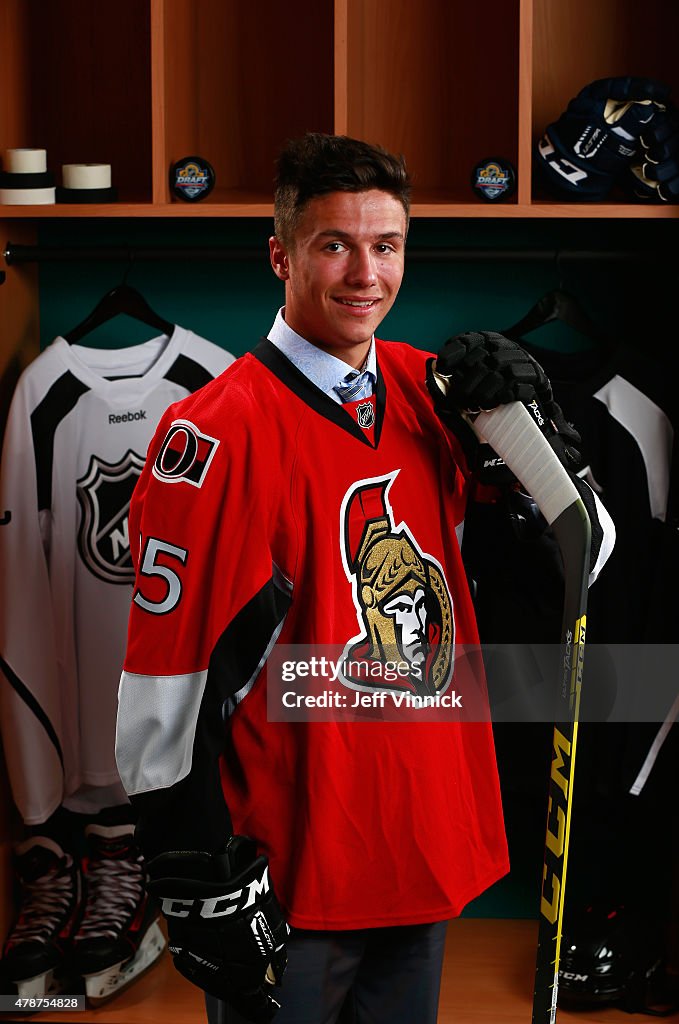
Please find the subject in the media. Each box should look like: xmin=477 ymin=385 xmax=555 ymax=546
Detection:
xmin=170 ymin=156 xmax=215 ymax=202
xmin=471 ymin=157 xmax=516 ymax=202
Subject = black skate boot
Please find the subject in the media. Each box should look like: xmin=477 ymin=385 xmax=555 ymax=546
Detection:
xmin=71 ymin=824 xmax=165 ymax=1005
xmin=1 ymin=836 xmax=81 ymax=997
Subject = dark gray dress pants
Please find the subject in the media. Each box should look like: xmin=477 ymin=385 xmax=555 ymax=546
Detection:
xmin=204 ymin=921 xmax=448 ymax=1024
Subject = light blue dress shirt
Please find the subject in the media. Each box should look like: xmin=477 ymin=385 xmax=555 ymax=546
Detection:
xmin=267 ymin=308 xmax=376 ymax=404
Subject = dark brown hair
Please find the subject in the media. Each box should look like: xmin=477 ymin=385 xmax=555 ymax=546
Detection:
xmin=274 ymin=133 xmax=411 ymax=247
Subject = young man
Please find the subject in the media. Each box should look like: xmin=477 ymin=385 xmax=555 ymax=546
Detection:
xmin=115 ymin=133 xmax=612 ymax=1024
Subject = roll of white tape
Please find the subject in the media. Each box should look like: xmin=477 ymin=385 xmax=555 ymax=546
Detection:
xmin=0 ymin=186 xmax=56 ymax=205
xmin=62 ymin=163 xmax=111 ymax=189
xmin=6 ymin=149 xmax=47 ymax=173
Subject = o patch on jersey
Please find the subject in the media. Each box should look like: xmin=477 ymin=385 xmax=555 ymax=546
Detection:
xmin=152 ymin=418 xmax=219 ymax=488
xmin=77 ymin=449 xmax=145 ymax=585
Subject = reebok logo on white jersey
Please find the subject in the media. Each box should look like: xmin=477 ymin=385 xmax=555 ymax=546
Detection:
xmin=109 ymin=410 xmax=147 ymax=425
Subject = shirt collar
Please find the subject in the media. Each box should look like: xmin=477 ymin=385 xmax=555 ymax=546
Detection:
xmin=267 ymin=308 xmax=376 ymax=402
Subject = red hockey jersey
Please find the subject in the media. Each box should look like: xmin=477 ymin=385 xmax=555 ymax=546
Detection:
xmin=116 ymin=338 xmax=509 ymax=928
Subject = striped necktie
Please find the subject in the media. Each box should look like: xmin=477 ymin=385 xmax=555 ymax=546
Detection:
xmin=334 ymin=370 xmax=373 ymax=403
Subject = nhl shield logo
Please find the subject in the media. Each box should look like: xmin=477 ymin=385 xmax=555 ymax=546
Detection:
xmin=77 ymin=450 xmax=146 ymax=585
xmin=356 ymin=402 xmax=375 ymax=429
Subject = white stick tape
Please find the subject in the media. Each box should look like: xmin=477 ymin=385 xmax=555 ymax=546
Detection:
xmin=6 ymin=148 xmax=47 ymax=173
xmin=0 ymin=186 xmax=56 ymax=205
xmin=431 ymin=367 xmax=579 ymax=525
xmin=62 ymin=163 xmax=111 ymax=189
xmin=473 ymin=403 xmax=580 ymax=525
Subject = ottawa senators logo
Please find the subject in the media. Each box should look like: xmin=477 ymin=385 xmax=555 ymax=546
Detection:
xmin=153 ymin=419 xmax=219 ymax=488
xmin=77 ymin=450 xmax=145 ymax=585
xmin=339 ymin=471 xmax=455 ymax=696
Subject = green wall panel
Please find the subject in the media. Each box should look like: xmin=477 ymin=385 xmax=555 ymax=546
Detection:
xmin=36 ymin=217 xmax=677 ymax=359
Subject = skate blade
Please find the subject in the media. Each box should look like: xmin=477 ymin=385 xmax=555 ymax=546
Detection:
xmin=14 ymin=969 xmax=55 ymax=998
xmin=84 ymin=920 xmax=166 ymax=1006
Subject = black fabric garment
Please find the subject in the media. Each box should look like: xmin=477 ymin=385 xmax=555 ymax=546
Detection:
xmin=511 ymin=339 xmax=676 ymax=644
xmin=493 ymin=336 xmax=678 ymax=927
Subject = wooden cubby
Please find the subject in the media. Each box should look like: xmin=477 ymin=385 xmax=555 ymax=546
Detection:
xmin=0 ymin=0 xmax=152 ymax=205
xmin=338 ymin=0 xmax=520 ymax=206
xmin=157 ymin=0 xmax=335 ymax=205
xmin=0 ymin=0 xmax=678 ymax=217
xmin=531 ymin=0 xmax=679 ymax=211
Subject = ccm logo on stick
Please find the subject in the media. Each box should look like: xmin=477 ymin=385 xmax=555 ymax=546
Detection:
xmin=153 ymin=419 xmax=219 ymax=488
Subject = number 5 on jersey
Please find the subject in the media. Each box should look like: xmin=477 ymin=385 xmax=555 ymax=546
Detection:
xmin=133 ymin=536 xmax=188 ymax=615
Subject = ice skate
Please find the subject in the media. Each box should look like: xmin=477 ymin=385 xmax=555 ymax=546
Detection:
xmin=0 ymin=836 xmax=81 ymax=997
xmin=71 ymin=823 xmax=165 ymax=1005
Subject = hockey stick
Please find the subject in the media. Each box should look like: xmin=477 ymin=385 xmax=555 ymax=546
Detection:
xmin=431 ymin=373 xmax=591 ymax=1024
xmin=468 ymin=402 xmax=590 ymax=1024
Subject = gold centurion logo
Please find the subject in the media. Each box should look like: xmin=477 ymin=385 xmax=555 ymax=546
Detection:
xmin=339 ymin=472 xmax=455 ymax=696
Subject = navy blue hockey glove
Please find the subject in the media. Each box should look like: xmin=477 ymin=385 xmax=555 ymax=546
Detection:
xmin=625 ymin=100 xmax=679 ymax=202
xmin=425 ymin=331 xmax=582 ymax=485
xmin=146 ymin=836 xmax=288 ymax=1023
xmin=535 ymin=76 xmax=670 ymax=200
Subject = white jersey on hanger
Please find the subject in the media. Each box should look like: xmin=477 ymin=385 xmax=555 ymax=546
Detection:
xmin=0 ymin=328 xmax=234 ymax=824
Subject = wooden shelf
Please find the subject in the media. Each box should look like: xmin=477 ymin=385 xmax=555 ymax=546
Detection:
xmin=0 ymin=201 xmax=275 ymax=218
xmin=2 ymin=201 xmax=677 ymax=219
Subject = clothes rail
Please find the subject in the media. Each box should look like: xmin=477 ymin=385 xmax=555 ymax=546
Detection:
xmin=2 ymin=243 xmax=664 ymax=266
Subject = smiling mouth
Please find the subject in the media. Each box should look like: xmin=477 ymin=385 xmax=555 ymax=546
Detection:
xmin=334 ymin=298 xmax=380 ymax=308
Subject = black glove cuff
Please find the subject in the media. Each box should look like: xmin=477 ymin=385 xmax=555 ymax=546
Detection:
xmin=426 ymin=358 xmax=518 ymax=484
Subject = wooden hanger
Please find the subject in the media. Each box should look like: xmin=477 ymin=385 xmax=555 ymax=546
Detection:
xmin=63 ymin=283 xmax=173 ymax=344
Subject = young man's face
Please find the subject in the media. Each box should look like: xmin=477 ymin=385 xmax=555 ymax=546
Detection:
xmin=269 ymin=189 xmax=407 ymax=367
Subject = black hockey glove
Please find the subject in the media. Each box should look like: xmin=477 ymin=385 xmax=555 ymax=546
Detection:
xmin=625 ymin=100 xmax=679 ymax=202
xmin=534 ymin=76 xmax=670 ymax=200
xmin=501 ymin=474 xmax=605 ymax=576
xmin=146 ymin=835 xmax=288 ymax=1023
xmin=426 ymin=331 xmax=582 ymax=485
